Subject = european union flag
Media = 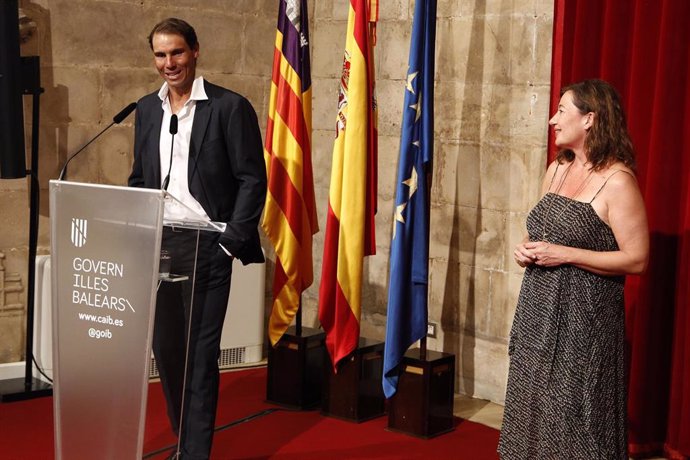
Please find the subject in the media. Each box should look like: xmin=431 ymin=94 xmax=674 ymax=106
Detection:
xmin=383 ymin=0 xmax=437 ymax=398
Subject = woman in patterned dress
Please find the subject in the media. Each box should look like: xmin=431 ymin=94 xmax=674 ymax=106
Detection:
xmin=498 ymin=79 xmax=649 ymax=459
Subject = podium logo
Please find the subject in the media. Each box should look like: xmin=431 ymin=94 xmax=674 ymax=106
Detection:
xmin=71 ymin=218 xmax=88 ymax=248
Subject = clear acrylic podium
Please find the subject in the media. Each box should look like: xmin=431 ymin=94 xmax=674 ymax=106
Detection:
xmin=49 ymin=180 xmax=224 ymax=459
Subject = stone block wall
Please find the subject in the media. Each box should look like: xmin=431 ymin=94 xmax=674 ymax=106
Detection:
xmin=2 ymin=0 xmax=553 ymax=404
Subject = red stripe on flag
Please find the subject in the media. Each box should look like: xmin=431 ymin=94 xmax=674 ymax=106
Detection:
xmin=266 ymin=155 xmax=305 ymax=260
xmin=274 ymin=73 xmax=310 ymax=158
xmin=327 ymin=282 xmax=361 ymax=367
xmin=318 ymin=205 xmax=339 ymax=320
xmin=318 ymin=204 xmax=360 ymax=369
xmin=351 ymin=0 xmax=370 ymax=56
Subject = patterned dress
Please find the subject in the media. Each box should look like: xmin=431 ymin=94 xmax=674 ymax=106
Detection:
xmin=498 ymin=192 xmax=627 ymax=459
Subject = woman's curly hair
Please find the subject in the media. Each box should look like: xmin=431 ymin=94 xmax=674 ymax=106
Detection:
xmin=556 ymin=79 xmax=636 ymax=171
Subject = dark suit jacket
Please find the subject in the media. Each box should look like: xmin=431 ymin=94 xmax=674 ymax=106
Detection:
xmin=128 ymin=80 xmax=266 ymax=265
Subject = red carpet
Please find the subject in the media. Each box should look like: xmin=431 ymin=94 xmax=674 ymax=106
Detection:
xmin=0 ymin=367 xmax=500 ymax=459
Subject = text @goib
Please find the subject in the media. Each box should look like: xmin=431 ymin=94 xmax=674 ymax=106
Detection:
xmin=88 ymin=328 xmax=113 ymax=340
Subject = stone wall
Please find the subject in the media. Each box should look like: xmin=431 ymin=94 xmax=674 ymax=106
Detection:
xmin=2 ymin=0 xmax=553 ymax=404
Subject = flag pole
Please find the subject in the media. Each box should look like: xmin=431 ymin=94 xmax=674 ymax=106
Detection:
xmin=296 ymin=296 xmax=302 ymax=336
xmin=420 ymin=167 xmax=433 ymax=362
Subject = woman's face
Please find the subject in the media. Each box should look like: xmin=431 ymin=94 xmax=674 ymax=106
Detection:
xmin=549 ymin=90 xmax=592 ymax=152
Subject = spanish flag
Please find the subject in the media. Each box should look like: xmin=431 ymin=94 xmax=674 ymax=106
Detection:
xmin=262 ymin=0 xmax=318 ymax=346
xmin=318 ymin=0 xmax=378 ymax=370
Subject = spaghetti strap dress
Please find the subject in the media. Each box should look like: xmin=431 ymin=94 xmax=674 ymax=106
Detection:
xmin=498 ymin=176 xmax=627 ymax=459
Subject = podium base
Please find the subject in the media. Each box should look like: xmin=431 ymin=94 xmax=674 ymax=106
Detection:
xmin=387 ymin=348 xmax=455 ymax=439
xmin=266 ymin=326 xmax=325 ymax=409
xmin=321 ymin=337 xmax=385 ymax=422
xmin=0 ymin=377 xmax=52 ymax=403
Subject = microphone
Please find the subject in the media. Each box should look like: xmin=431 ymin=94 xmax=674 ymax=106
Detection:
xmin=58 ymin=102 xmax=137 ymax=181
xmin=161 ymin=114 xmax=178 ymax=191
xmin=169 ymin=113 xmax=178 ymax=135
xmin=113 ymin=103 xmax=138 ymax=123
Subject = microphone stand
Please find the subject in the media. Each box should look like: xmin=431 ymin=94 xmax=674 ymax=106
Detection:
xmin=58 ymin=102 xmax=137 ymax=181
xmin=0 ymin=56 xmax=52 ymax=402
xmin=162 ymin=114 xmax=178 ymax=191
xmin=58 ymin=124 xmax=113 ymax=181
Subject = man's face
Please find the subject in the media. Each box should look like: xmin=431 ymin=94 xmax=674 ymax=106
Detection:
xmin=151 ymin=32 xmax=199 ymax=94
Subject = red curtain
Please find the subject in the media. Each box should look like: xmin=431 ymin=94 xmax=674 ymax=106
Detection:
xmin=550 ymin=0 xmax=690 ymax=458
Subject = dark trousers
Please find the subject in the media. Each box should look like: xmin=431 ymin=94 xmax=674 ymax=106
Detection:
xmin=154 ymin=227 xmax=233 ymax=460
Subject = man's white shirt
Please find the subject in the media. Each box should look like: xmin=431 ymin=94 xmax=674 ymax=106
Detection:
xmin=158 ymin=76 xmax=232 ymax=257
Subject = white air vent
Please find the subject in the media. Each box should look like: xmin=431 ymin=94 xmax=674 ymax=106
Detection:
xmin=219 ymin=347 xmax=246 ymax=368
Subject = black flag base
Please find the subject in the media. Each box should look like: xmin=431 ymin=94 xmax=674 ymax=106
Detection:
xmin=387 ymin=348 xmax=456 ymax=439
xmin=266 ymin=325 xmax=325 ymax=409
xmin=321 ymin=337 xmax=385 ymax=423
xmin=0 ymin=377 xmax=52 ymax=403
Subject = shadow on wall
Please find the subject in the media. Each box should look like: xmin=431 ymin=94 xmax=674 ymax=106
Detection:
xmin=438 ymin=0 xmax=486 ymax=398
xmin=21 ymin=2 xmax=69 ymax=218
xmin=439 ymin=0 xmax=516 ymax=398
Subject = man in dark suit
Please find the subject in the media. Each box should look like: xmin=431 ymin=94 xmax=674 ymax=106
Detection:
xmin=128 ymin=18 xmax=266 ymax=459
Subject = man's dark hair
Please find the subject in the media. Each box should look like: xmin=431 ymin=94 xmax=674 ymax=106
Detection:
xmin=148 ymin=18 xmax=198 ymax=50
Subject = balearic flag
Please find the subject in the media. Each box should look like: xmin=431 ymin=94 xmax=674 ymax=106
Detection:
xmin=318 ymin=0 xmax=378 ymax=370
xmin=262 ymin=0 xmax=318 ymax=346
xmin=382 ymin=0 xmax=437 ymax=398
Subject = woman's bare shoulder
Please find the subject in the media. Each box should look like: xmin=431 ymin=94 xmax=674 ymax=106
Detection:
xmin=599 ymin=163 xmax=641 ymax=198
xmin=542 ymin=159 xmax=567 ymax=188
xmin=600 ymin=162 xmax=636 ymax=181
